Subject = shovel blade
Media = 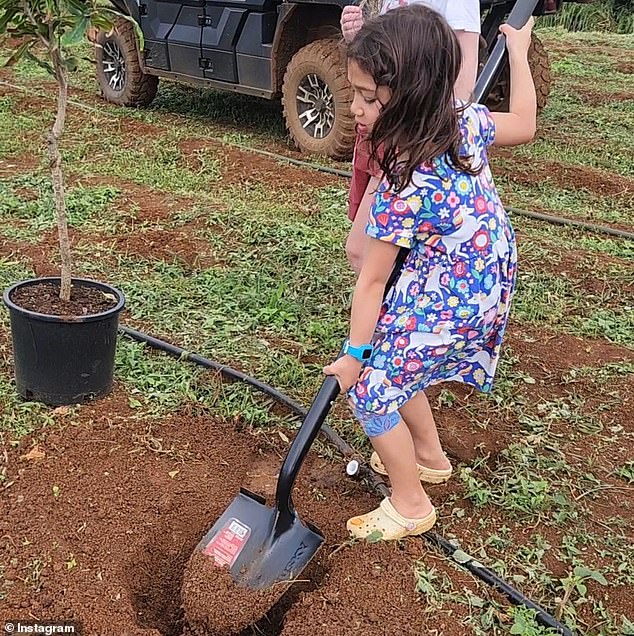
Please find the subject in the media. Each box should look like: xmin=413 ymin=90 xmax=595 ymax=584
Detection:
xmin=196 ymin=489 xmax=324 ymax=590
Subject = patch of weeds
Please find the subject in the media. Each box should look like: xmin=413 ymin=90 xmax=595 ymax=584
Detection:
xmin=115 ymin=339 xmax=209 ymax=416
xmin=575 ymin=235 xmax=634 ymax=260
xmin=0 ymin=259 xmax=34 ymax=291
xmin=511 ymin=267 xmax=634 ymax=346
xmin=520 ymin=222 xmax=634 ymax=262
xmin=21 ymin=558 xmax=47 ymax=592
xmin=0 ymin=176 xmax=121 ymax=240
xmin=577 ymin=307 xmax=634 ymax=347
xmin=555 ymin=565 xmax=609 ymax=631
xmin=614 ymin=460 xmax=634 ymax=484
xmin=520 ymin=395 xmax=603 ymax=437
xmin=504 ymin=179 xmax=632 ymax=226
xmin=460 ymin=443 xmax=576 ymax=523
xmin=413 ymin=562 xmax=453 ymax=607
xmin=84 ymin=142 xmax=222 ymax=194
xmin=151 ymin=83 xmax=285 ymax=141
xmin=561 ymin=361 xmax=634 ymax=385
xmin=480 ymin=350 xmax=532 ymax=410
xmin=508 ymin=606 xmax=561 ymax=636
xmin=116 ymin=338 xmax=293 ymax=429
xmin=512 ymin=271 xmax=577 ymax=324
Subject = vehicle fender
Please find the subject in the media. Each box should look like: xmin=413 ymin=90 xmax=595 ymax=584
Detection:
xmin=271 ymin=2 xmax=343 ymax=96
xmin=105 ymin=0 xmax=147 ymax=71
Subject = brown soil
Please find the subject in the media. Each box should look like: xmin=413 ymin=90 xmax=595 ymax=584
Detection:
xmin=105 ymin=224 xmax=222 ymax=270
xmin=9 ymin=280 xmax=118 ymax=316
xmin=615 ymin=62 xmax=634 ymax=75
xmin=0 ymin=393 xmax=470 ymax=636
xmin=181 ymin=552 xmax=287 ymax=635
xmin=491 ymin=151 xmax=634 ymax=200
xmin=0 ymin=154 xmax=41 ymax=177
xmin=74 ymin=174 xmax=200 ymax=223
xmin=573 ymin=85 xmax=634 ymax=107
xmin=179 ymin=139 xmax=344 ymax=190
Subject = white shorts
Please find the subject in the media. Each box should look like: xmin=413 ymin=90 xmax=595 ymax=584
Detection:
xmin=444 ymin=0 xmax=481 ymax=33
xmin=380 ymin=0 xmax=481 ymax=34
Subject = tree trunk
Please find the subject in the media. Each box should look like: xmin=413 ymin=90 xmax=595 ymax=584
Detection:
xmin=48 ymin=52 xmax=72 ymax=301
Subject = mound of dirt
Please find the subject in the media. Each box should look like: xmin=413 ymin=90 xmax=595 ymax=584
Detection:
xmin=181 ymin=552 xmax=284 ymax=635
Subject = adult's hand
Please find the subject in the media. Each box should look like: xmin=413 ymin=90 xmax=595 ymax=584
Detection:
xmin=341 ymin=5 xmax=364 ymax=43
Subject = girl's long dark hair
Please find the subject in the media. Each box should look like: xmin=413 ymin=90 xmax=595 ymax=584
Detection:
xmin=347 ymin=4 xmax=480 ymax=192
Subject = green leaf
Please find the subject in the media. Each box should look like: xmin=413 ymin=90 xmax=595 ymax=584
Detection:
xmin=622 ymin=616 xmax=634 ymax=636
xmin=589 ymin=570 xmax=608 ymax=585
xmin=0 ymin=7 xmax=19 ymax=33
xmin=365 ymin=530 xmax=383 ymax=543
xmin=24 ymin=50 xmax=55 ymax=76
xmin=2 ymin=38 xmax=32 ymax=66
xmin=61 ymin=14 xmax=88 ymax=47
xmin=451 ymin=549 xmax=473 ymax=564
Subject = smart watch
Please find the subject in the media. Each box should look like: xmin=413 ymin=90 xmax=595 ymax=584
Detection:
xmin=343 ymin=339 xmax=373 ymax=362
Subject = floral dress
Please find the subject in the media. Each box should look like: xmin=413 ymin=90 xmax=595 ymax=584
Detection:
xmin=349 ymin=103 xmax=517 ymax=427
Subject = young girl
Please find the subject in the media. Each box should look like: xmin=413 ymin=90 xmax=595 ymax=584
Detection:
xmin=324 ymin=5 xmax=536 ymax=540
xmin=341 ymin=0 xmax=482 ymax=273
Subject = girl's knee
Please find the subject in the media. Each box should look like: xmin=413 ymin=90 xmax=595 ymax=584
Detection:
xmin=345 ymin=236 xmax=364 ymax=273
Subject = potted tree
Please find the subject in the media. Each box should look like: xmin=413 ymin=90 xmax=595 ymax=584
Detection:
xmin=0 ymin=0 xmax=132 ymax=405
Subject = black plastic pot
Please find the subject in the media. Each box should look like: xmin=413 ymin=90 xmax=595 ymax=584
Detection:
xmin=3 ymin=277 xmax=125 ymax=406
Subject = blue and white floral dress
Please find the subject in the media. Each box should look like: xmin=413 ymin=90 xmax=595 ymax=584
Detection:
xmin=349 ymin=104 xmax=517 ymax=432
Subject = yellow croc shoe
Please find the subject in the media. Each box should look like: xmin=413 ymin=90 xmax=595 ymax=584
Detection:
xmin=370 ymin=451 xmax=452 ymax=484
xmin=347 ymin=498 xmax=436 ymax=540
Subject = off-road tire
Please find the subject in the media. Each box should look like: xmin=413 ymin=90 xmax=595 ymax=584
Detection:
xmin=485 ymin=34 xmax=551 ymax=114
xmin=282 ymin=39 xmax=356 ymax=160
xmin=95 ymin=17 xmax=158 ymax=107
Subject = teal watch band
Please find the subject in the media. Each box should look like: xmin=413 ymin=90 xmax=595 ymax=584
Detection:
xmin=343 ymin=339 xmax=373 ymax=362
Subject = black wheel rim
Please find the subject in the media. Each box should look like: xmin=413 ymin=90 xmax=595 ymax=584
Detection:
xmin=101 ymin=39 xmax=126 ymax=92
xmin=296 ymin=73 xmax=334 ymax=139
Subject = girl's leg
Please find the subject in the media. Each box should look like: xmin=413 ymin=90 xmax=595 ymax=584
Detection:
xmin=369 ymin=418 xmax=433 ymax=519
xmin=346 ymin=175 xmax=380 ymax=274
xmin=454 ymin=29 xmax=480 ymax=101
xmin=399 ymin=392 xmax=451 ymax=471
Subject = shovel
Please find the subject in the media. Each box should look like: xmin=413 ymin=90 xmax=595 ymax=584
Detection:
xmin=194 ymin=248 xmax=409 ymax=590
xmin=195 ymin=373 xmax=338 ymax=589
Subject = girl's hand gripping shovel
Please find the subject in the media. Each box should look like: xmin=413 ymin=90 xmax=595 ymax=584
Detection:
xmin=474 ymin=0 xmax=539 ymax=103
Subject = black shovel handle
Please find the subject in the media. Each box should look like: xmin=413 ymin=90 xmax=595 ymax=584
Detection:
xmin=474 ymin=0 xmax=539 ymax=104
xmin=275 ymin=247 xmax=409 ymax=528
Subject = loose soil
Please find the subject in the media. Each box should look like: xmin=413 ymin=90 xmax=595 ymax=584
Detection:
xmin=491 ymin=150 xmax=634 ymax=200
xmin=73 ymin=174 xmax=200 ymax=224
xmin=182 ymin=552 xmax=288 ymax=635
xmin=9 ymin=281 xmax=119 ymax=316
xmin=0 ymin=391 xmax=473 ymax=636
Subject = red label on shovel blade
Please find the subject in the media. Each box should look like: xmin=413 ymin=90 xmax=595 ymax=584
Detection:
xmin=203 ymin=518 xmax=252 ymax=568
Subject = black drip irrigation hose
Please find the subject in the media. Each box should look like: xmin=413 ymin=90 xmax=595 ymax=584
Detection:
xmin=236 ymin=145 xmax=634 ymax=242
xmin=120 ymin=325 xmax=573 ymax=636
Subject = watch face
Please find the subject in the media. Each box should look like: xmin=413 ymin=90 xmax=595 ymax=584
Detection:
xmin=362 ymin=348 xmax=372 ymax=360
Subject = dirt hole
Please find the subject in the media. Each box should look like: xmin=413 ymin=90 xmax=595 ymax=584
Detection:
xmin=128 ymin=522 xmax=326 ymax=636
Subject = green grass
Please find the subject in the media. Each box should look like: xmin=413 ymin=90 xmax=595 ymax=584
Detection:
xmin=539 ymin=2 xmax=634 ymax=34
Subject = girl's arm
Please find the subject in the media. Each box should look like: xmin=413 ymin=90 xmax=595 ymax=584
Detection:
xmin=490 ymin=18 xmax=537 ymax=146
xmin=324 ymin=237 xmax=400 ymax=391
